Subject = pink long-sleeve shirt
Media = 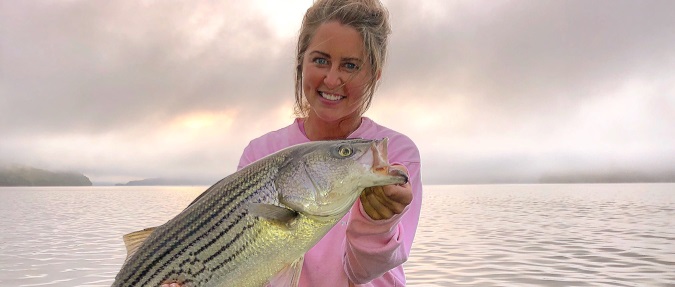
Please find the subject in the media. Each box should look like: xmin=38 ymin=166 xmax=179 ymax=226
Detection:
xmin=237 ymin=117 xmax=423 ymax=287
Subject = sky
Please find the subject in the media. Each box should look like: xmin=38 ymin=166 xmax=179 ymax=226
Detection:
xmin=1 ymin=0 xmax=674 ymax=185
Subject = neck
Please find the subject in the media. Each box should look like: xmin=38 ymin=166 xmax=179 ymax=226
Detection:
xmin=303 ymin=113 xmax=362 ymax=141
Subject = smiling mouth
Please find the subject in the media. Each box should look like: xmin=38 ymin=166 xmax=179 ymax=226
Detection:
xmin=319 ymin=91 xmax=345 ymax=101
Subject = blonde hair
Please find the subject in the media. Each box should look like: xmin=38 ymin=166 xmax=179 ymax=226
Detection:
xmin=293 ymin=0 xmax=391 ymax=117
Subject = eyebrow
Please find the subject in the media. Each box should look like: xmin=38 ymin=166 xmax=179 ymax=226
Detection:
xmin=309 ymin=51 xmax=363 ymax=63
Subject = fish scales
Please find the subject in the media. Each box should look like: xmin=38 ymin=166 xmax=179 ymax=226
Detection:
xmin=113 ymin=139 xmax=407 ymax=287
xmin=117 ymin=154 xmax=287 ymax=286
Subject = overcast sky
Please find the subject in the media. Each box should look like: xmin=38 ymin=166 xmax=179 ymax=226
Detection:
xmin=1 ymin=0 xmax=674 ymax=185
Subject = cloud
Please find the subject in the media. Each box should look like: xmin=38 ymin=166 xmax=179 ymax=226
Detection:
xmin=1 ymin=0 xmax=674 ymax=184
xmin=0 ymin=1 xmax=296 ymax=135
xmin=377 ymin=0 xmax=675 ymax=179
xmin=383 ymin=0 xmax=675 ymax=119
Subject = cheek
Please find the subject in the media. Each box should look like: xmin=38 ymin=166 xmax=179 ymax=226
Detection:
xmin=344 ymin=78 xmax=369 ymax=99
xmin=302 ymin=66 xmax=321 ymax=91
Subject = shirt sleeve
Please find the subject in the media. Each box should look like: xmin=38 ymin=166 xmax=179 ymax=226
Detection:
xmin=342 ymin=140 xmax=423 ymax=285
xmin=237 ymin=143 xmax=256 ymax=171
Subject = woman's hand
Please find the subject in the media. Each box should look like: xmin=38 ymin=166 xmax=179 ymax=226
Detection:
xmin=161 ymin=283 xmax=180 ymax=287
xmin=360 ymin=164 xmax=412 ymax=220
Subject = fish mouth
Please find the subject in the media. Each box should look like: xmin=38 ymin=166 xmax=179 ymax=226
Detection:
xmin=371 ymin=138 xmax=389 ymax=173
xmin=360 ymin=138 xmax=408 ymax=184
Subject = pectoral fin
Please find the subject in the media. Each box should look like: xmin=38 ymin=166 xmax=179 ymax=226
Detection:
xmin=122 ymin=227 xmax=156 ymax=262
xmin=267 ymin=256 xmax=304 ymax=287
xmin=248 ymin=203 xmax=298 ymax=225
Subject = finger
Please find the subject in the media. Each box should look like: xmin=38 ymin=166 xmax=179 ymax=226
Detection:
xmin=361 ymin=191 xmax=393 ymax=220
xmin=372 ymin=185 xmax=408 ymax=214
xmin=361 ymin=187 xmax=374 ymax=196
xmin=366 ymin=191 xmax=394 ymax=219
xmin=379 ymin=181 xmax=412 ymax=204
xmin=360 ymin=192 xmax=382 ymax=220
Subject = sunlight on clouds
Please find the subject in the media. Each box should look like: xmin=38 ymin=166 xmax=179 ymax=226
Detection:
xmin=250 ymin=0 xmax=313 ymax=38
xmin=13 ymin=110 xmax=240 ymax=182
xmin=245 ymin=101 xmax=296 ymax=136
xmin=178 ymin=113 xmax=222 ymax=130
xmin=367 ymin=90 xmax=474 ymax=162
xmin=167 ymin=110 xmax=238 ymax=138
xmin=369 ymin=88 xmax=471 ymax=135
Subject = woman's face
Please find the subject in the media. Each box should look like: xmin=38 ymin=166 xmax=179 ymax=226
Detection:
xmin=302 ymin=21 xmax=373 ymax=123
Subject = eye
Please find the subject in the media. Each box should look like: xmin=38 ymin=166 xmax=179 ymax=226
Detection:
xmin=337 ymin=145 xmax=353 ymax=157
xmin=343 ymin=62 xmax=359 ymax=72
xmin=313 ymin=57 xmax=329 ymax=65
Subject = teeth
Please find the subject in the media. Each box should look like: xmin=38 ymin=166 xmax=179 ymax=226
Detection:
xmin=320 ymin=92 xmax=343 ymax=101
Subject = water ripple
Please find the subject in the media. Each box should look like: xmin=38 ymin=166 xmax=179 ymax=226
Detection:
xmin=404 ymin=184 xmax=675 ymax=287
xmin=1 ymin=184 xmax=674 ymax=286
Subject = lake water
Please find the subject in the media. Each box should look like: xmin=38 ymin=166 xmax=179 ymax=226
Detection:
xmin=0 ymin=184 xmax=673 ymax=286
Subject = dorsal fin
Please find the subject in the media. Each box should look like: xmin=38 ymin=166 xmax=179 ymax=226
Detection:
xmin=122 ymin=227 xmax=156 ymax=262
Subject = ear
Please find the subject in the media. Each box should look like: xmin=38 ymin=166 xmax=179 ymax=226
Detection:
xmin=376 ymin=70 xmax=382 ymax=81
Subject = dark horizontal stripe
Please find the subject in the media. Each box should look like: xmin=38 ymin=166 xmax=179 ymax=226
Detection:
xmin=129 ymin=188 xmax=255 ymax=286
xmin=174 ymin=220 xmax=260 ymax=286
xmin=117 ymin=170 xmax=275 ymax=286
xmin=204 ymin=220 xmax=257 ymax=266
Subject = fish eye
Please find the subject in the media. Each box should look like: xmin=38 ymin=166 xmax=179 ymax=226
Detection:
xmin=337 ymin=145 xmax=353 ymax=157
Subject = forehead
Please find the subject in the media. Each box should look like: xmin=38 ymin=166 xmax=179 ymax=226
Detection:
xmin=307 ymin=21 xmax=365 ymax=59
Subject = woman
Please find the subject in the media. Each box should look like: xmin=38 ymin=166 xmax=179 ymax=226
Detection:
xmin=165 ymin=0 xmax=422 ymax=285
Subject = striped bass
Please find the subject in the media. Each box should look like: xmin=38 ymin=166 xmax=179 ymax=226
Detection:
xmin=112 ymin=138 xmax=407 ymax=287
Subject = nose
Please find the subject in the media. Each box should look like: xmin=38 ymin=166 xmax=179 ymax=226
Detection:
xmin=323 ymin=66 xmax=343 ymax=90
